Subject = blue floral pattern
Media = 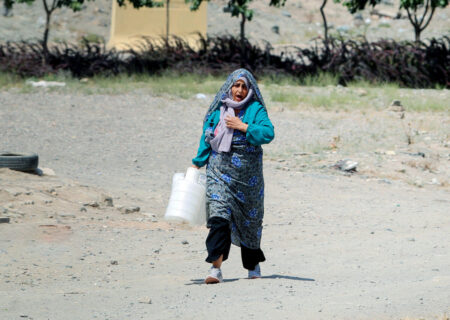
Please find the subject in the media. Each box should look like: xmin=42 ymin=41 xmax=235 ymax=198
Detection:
xmin=206 ymin=128 xmax=265 ymax=250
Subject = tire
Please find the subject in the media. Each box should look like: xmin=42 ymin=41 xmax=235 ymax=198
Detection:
xmin=0 ymin=152 xmax=39 ymax=171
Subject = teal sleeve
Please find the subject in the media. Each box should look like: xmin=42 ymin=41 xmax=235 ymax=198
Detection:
xmin=246 ymin=106 xmax=275 ymax=146
xmin=192 ymin=112 xmax=217 ymax=168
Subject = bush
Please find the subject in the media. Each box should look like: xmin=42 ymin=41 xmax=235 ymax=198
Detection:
xmin=0 ymin=35 xmax=448 ymax=88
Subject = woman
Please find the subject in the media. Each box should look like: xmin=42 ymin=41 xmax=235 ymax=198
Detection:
xmin=192 ymin=69 xmax=274 ymax=284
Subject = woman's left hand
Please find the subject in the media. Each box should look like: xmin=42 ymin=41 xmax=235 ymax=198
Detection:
xmin=225 ymin=116 xmax=248 ymax=133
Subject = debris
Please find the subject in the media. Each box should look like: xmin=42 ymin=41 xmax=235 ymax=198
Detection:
xmin=181 ymin=240 xmax=189 ymax=245
xmin=281 ymin=11 xmax=291 ymax=18
xmin=26 ymin=80 xmax=66 ymax=88
xmin=385 ymin=150 xmax=396 ymax=156
xmin=110 ymin=260 xmax=118 ymax=265
xmin=80 ymin=207 xmax=87 ymax=212
xmin=333 ymin=159 xmax=358 ymax=172
xmin=195 ymin=93 xmax=206 ymax=100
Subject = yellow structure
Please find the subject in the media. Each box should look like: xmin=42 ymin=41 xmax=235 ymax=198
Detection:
xmin=108 ymin=0 xmax=207 ymax=50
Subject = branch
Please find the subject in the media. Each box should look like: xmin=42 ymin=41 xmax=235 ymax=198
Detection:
xmin=420 ymin=5 xmax=435 ymax=31
xmin=42 ymin=0 xmax=49 ymax=13
xmin=405 ymin=6 xmax=418 ymax=29
xmin=418 ymin=0 xmax=430 ymax=26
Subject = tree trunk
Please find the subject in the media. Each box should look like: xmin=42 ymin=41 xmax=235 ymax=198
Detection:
xmin=43 ymin=8 xmax=52 ymax=58
xmin=320 ymin=0 xmax=328 ymax=43
xmin=414 ymin=26 xmax=421 ymax=43
xmin=240 ymin=12 xmax=246 ymax=67
xmin=166 ymin=0 xmax=170 ymax=44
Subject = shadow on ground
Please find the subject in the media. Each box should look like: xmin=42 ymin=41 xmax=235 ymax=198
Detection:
xmin=186 ymin=274 xmax=315 ymax=285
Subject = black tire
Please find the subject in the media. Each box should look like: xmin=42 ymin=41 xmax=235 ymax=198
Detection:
xmin=0 ymin=152 xmax=39 ymax=171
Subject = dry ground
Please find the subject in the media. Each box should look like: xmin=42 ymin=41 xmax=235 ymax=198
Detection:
xmin=0 ymin=86 xmax=449 ymax=319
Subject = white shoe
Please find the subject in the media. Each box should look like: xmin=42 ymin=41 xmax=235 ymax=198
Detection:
xmin=248 ymin=264 xmax=261 ymax=279
xmin=205 ymin=267 xmax=223 ymax=284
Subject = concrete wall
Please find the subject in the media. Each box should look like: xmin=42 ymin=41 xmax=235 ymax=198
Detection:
xmin=108 ymin=0 xmax=207 ymax=50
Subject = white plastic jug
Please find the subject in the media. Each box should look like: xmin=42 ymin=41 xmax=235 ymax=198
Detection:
xmin=164 ymin=167 xmax=207 ymax=225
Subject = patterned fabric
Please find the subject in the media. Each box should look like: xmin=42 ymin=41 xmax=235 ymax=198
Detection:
xmin=203 ymin=68 xmax=266 ymax=126
xmin=206 ymin=107 xmax=264 ymax=250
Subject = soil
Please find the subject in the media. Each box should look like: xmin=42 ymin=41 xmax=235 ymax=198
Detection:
xmin=0 ymin=0 xmax=449 ymax=46
xmin=0 ymin=91 xmax=449 ymax=319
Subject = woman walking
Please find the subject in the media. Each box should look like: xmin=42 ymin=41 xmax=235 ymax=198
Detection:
xmin=192 ymin=69 xmax=275 ymax=284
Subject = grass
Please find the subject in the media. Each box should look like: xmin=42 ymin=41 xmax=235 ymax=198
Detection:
xmin=1 ymin=71 xmax=448 ymax=112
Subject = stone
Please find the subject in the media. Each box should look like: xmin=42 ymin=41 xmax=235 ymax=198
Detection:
xmin=181 ymin=240 xmax=189 ymax=245
xmin=80 ymin=207 xmax=87 ymax=212
xmin=110 ymin=260 xmax=118 ymax=265
xmin=101 ymin=195 xmax=114 ymax=207
xmin=333 ymin=159 xmax=358 ymax=172
xmin=58 ymin=213 xmax=76 ymax=218
xmin=84 ymin=201 xmax=99 ymax=208
xmin=138 ymin=297 xmax=152 ymax=304
xmin=271 ymin=25 xmax=280 ymax=34
xmin=41 ymin=168 xmax=56 ymax=176
xmin=281 ymin=11 xmax=291 ymax=18
xmin=120 ymin=206 xmax=140 ymax=214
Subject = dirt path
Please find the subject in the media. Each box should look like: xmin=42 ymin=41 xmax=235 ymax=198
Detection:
xmin=1 ymin=91 xmax=449 ymax=319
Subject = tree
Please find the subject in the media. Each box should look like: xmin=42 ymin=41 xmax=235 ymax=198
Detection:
xmin=187 ymin=0 xmax=286 ymax=66
xmin=401 ymin=0 xmax=449 ymax=42
xmin=334 ymin=0 xmax=448 ymax=42
xmin=8 ymin=0 xmax=94 ymax=57
xmin=320 ymin=0 xmax=329 ymax=42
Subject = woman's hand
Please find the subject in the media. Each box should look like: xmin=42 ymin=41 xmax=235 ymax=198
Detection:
xmin=225 ymin=116 xmax=248 ymax=133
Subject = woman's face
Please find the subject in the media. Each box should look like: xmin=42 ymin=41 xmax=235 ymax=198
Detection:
xmin=231 ymin=79 xmax=249 ymax=102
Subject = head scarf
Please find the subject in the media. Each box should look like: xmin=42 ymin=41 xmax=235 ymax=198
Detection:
xmin=205 ymin=69 xmax=266 ymax=153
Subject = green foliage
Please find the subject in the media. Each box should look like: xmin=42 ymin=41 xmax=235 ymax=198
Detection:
xmin=333 ymin=0 xmax=381 ymax=13
xmin=400 ymin=0 xmax=448 ymax=9
xmin=186 ymin=0 xmax=285 ymax=20
xmin=116 ymin=0 xmax=163 ymax=8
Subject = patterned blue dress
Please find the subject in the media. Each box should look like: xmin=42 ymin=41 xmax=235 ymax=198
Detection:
xmin=206 ymin=107 xmax=264 ymax=250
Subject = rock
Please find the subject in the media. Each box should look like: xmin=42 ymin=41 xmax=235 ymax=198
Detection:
xmin=195 ymin=93 xmax=206 ymax=99
xmin=58 ymin=213 xmax=76 ymax=218
xmin=333 ymin=159 xmax=358 ymax=172
xmin=101 ymin=195 xmax=114 ymax=207
xmin=41 ymin=168 xmax=56 ymax=176
xmin=414 ymin=179 xmax=423 ymax=188
xmin=388 ymin=100 xmax=405 ymax=112
xmin=429 ymin=178 xmax=440 ymax=185
xmin=80 ymin=207 xmax=87 ymax=212
xmin=0 ymin=217 xmax=10 ymax=224
xmin=337 ymin=25 xmax=350 ymax=33
xmin=138 ymin=297 xmax=152 ymax=304
xmin=281 ymin=11 xmax=291 ymax=18
xmin=120 ymin=206 xmax=140 ymax=214
xmin=80 ymin=78 xmax=89 ymax=83
xmin=84 ymin=201 xmax=99 ymax=208
xmin=181 ymin=240 xmax=189 ymax=245
xmin=354 ymin=13 xmax=363 ymax=20
xmin=110 ymin=260 xmax=118 ymax=265
xmin=385 ymin=150 xmax=396 ymax=156
xmin=271 ymin=25 xmax=280 ymax=34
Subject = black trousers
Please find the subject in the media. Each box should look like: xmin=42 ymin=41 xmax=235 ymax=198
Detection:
xmin=205 ymin=217 xmax=265 ymax=270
